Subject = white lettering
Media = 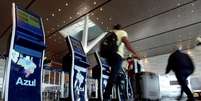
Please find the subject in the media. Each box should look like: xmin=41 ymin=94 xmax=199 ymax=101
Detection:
xmin=16 ymin=77 xmax=36 ymax=86
xmin=16 ymin=77 xmax=23 ymax=85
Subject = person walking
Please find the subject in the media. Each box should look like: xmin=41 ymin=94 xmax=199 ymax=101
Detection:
xmin=165 ymin=50 xmax=195 ymax=101
xmin=100 ymin=24 xmax=141 ymax=100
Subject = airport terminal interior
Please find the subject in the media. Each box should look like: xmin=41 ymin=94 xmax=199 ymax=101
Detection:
xmin=0 ymin=0 xmax=201 ymax=101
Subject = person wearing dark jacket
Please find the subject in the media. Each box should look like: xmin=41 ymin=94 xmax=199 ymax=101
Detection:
xmin=165 ymin=50 xmax=195 ymax=101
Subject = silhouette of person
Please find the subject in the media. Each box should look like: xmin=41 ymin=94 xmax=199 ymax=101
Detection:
xmin=165 ymin=50 xmax=195 ymax=101
xmin=103 ymin=24 xmax=140 ymax=100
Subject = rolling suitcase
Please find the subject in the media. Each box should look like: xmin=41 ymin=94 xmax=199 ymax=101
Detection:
xmin=135 ymin=72 xmax=161 ymax=101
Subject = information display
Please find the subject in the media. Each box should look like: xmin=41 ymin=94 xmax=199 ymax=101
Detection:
xmin=9 ymin=49 xmax=41 ymax=101
xmin=65 ymin=36 xmax=89 ymax=101
xmin=4 ymin=4 xmax=45 ymax=101
xmin=70 ymin=37 xmax=85 ymax=55
xmin=16 ymin=7 xmax=43 ymax=36
xmin=100 ymin=58 xmax=110 ymax=93
xmin=73 ymin=65 xmax=87 ymax=101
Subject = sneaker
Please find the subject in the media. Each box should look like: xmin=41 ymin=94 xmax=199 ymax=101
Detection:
xmin=186 ymin=98 xmax=195 ymax=101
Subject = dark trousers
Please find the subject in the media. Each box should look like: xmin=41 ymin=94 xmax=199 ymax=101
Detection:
xmin=103 ymin=53 xmax=123 ymax=99
xmin=175 ymin=73 xmax=194 ymax=99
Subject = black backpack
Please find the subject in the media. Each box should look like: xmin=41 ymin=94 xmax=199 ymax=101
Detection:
xmin=99 ymin=31 xmax=119 ymax=58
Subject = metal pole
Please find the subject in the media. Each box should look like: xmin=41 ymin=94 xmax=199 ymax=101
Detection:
xmin=60 ymin=71 xmax=65 ymax=98
xmin=82 ymin=15 xmax=89 ymax=53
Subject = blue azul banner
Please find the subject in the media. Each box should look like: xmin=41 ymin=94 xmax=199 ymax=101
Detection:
xmin=9 ymin=50 xmax=42 ymax=101
xmin=5 ymin=4 xmax=44 ymax=101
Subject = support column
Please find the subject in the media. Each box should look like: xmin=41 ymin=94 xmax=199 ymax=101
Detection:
xmin=82 ymin=15 xmax=89 ymax=53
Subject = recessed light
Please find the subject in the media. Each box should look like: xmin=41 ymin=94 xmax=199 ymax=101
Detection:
xmin=177 ymin=3 xmax=181 ymax=6
xmin=191 ymin=10 xmax=194 ymax=13
xmin=65 ymin=3 xmax=69 ymax=6
xmin=96 ymin=17 xmax=99 ymax=20
xmin=58 ymin=8 xmax=62 ymax=12
xmin=109 ymin=17 xmax=112 ymax=21
xmin=77 ymin=12 xmax=80 ymax=15
xmin=63 ymin=21 xmax=66 ymax=23
xmin=84 ymin=7 xmax=87 ymax=10
xmin=46 ymin=18 xmax=49 ymax=21
xmin=93 ymin=1 xmax=97 ymax=5
xmin=69 ymin=16 xmax=72 ymax=19
xmin=52 ymin=13 xmax=55 ymax=17
xmin=177 ymin=14 xmax=181 ymax=18
xmin=101 ymin=22 xmax=104 ymax=24
xmin=100 ymin=8 xmax=103 ymax=11
xmin=91 ymin=13 xmax=94 ymax=16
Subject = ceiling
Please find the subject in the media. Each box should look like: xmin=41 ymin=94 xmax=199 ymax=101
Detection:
xmin=0 ymin=0 xmax=201 ymax=62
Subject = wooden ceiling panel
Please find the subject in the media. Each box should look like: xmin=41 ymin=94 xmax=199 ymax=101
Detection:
xmin=30 ymin=0 xmax=108 ymax=36
xmin=0 ymin=0 xmax=32 ymax=35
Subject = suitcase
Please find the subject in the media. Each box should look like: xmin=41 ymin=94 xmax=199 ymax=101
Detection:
xmin=135 ymin=72 xmax=161 ymax=101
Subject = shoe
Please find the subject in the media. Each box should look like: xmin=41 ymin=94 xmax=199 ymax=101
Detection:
xmin=186 ymin=98 xmax=195 ymax=101
xmin=176 ymin=96 xmax=182 ymax=100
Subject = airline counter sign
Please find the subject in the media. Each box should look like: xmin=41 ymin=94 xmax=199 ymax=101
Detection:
xmin=8 ymin=49 xmax=41 ymax=101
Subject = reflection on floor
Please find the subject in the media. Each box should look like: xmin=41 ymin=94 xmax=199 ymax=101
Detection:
xmin=161 ymin=97 xmax=201 ymax=101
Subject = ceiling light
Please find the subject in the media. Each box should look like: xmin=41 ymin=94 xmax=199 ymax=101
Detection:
xmin=96 ymin=17 xmax=99 ymax=20
xmin=100 ymin=8 xmax=103 ymax=11
xmin=52 ymin=13 xmax=55 ymax=17
xmin=93 ymin=1 xmax=97 ymax=5
xmin=177 ymin=14 xmax=181 ymax=18
xmin=46 ymin=18 xmax=49 ymax=21
xmin=109 ymin=17 xmax=112 ymax=21
xmin=65 ymin=3 xmax=69 ymax=6
xmin=187 ymin=50 xmax=192 ymax=55
xmin=58 ymin=8 xmax=62 ymax=12
xmin=144 ymin=58 xmax=149 ymax=64
xmin=101 ymin=22 xmax=104 ymax=24
xmin=77 ymin=12 xmax=80 ymax=15
xmin=63 ymin=21 xmax=66 ymax=23
xmin=69 ymin=16 xmax=72 ymax=19
xmin=84 ymin=7 xmax=87 ymax=10
xmin=177 ymin=3 xmax=181 ymax=6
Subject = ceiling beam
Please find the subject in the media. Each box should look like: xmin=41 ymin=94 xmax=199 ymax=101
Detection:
xmin=122 ymin=0 xmax=198 ymax=29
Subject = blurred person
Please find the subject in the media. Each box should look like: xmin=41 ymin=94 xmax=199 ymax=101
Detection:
xmin=165 ymin=50 xmax=195 ymax=101
xmin=100 ymin=24 xmax=141 ymax=100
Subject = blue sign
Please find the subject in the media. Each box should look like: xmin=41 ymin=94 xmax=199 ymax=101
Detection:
xmin=73 ymin=65 xmax=87 ymax=101
xmin=4 ymin=4 xmax=45 ymax=101
xmin=9 ymin=50 xmax=41 ymax=101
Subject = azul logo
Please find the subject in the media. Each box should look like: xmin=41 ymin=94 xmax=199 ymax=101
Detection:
xmin=16 ymin=77 xmax=36 ymax=86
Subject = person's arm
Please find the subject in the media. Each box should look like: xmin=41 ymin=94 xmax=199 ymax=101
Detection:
xmin=122 ymin=37 xmax=141 ymax=60
xmin=165 ymin=55 xmax=173 ymax=74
